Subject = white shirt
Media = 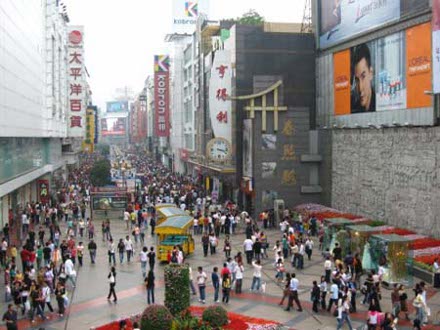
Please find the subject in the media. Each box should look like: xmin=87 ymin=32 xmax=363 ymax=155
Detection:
xmin=64 ymin=259 xmax=74 ymax=276
xmin=140 ymin=250 xmax=148 ymax=262
xmin=330 ymin=283 xmax=339 ymax=299
xmin=197 ymin=271 xmax=207 ymax=285
xmin=124 ymin=239 xmax=133 ymax=251
xmin=124 ymin=211 xmax=130 ymax=221
xmin=252 ymin=261 xmax=262 ymax=278
xmin=236 ymin=264 xmax=244 ymax=279
xmin=324 ymin=259 xmax=332 ymax=270
xmin=243 ymin=239 xmax=253 ymax=251
xmin=289 ymin=278 xmax=299 ymax=291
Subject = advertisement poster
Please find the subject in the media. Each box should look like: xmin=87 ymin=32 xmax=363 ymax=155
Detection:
xmin=334 ymin=50 xmax=351 ymax=115
xmin=154 ymin=55 xmax=170 ymax=137
xmin=106 ymin=101 xmax=129 ymax=113
xmin=334 ymin=22 xmax=432 ymax=115
xmin=172 ymin=0 xmax=210 ymax=34
xmin=350 ymin=41 xmax=377 ymax=113
xmin=375 ymin=32 xmax=406 ymax=111
xmin=433 ymin=0 xmax=440 ymax=94
xmin=262 ymin=162 xmax=277 ymax=179
xmin=209 ymin=50 xmax=232 ymax=144
xmin=37 ymin=180 xmax=50 ymax=204
xmin=243 ymin=119 xmax=253 ymax=178
xmin=406 ymin=22 xmax=432 ymax=107
xmin=319 ymin=0 xmax=400 ymax=49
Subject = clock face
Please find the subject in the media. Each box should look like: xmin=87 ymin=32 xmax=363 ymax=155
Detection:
xmin=207 ymin=139 xmax=231 ymax=162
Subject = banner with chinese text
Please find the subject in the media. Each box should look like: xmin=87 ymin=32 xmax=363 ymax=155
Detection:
xmin=154 ymin=55 xmax=170 ymax=137
xmin=67 ymin=26 xmax=86 ymax=137
xmin=209 ymin=50 xmax=232 ymax=144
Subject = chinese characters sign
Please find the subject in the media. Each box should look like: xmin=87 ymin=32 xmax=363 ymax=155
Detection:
xmin=67 ymin=26 xmax=86 ymax=137
xmin=209 ymin=50 xmax=232 ymax=145
xmin=154 ymin=55 xmax=170 ymax=137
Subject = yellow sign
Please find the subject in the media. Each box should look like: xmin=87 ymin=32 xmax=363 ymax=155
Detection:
xmin=282 ymin=119 xmax=295 ymax=136
xmin=281 ymin=144 xmax=297 ymax=161
xmin=82 ymin=107 xmax=96 ymax=153
xmin=281 ymin=170 xmax=297 ymax=186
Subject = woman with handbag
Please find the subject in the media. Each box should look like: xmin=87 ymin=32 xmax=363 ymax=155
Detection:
xmin=107 ymin=266 xmax=117 ymax=303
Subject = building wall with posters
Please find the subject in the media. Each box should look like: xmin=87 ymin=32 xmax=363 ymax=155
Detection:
xmin=314 ymin=0 xmax=440 ymax=235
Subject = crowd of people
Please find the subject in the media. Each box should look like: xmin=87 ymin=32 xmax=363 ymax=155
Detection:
xmin=0 ymin=148 xmax=438 ymax=330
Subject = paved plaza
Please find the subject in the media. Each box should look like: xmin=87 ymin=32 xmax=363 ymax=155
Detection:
xmin=2 ymin=218 xmax=440 ymax=330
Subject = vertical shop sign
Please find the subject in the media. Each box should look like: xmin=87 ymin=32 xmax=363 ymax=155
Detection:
xmin=154 ymin=55 xmax=170 ymax=137
xmin=67 ymin=26 xmax=86 ymax=137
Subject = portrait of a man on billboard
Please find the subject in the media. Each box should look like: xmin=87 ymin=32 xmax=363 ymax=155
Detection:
xmin=351 ymin=43 xmax=376 ymax=113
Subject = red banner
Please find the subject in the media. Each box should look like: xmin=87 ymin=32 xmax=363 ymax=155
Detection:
xmin=37 ymin=180 xmax=50 ymax=204
xmin=154 ymin=55 xmax=170 ymax=137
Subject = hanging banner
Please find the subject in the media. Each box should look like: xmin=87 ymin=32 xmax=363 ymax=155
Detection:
xmin=154 ymin=55 xmax=170 ymax=137
xmin=406 ymin=22 xmax=432 ymax=108
xmin=37 ymin=180 xmax=50 ymax=204
xmin=333 ymin=50 xmax=351 ymax=115
xmin=208 ymin=50 xmax=232 ymax=144
xmin=433 ymin=0 xmax=440 ymax=94
xmin=67 ymin=26 xmax=86 ymax=137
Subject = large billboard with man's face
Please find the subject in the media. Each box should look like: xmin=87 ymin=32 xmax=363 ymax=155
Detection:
xmin=334 ymin=22 xmax=432 ymax=115
xmin=319 ymin=0 xmax=430 ymax=49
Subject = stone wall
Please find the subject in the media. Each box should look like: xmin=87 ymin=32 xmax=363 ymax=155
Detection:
xmin=331 ymin=127 xmax=440 ymax=237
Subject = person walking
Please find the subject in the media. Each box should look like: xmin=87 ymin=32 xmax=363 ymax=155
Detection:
xmin=196 ymin=266 xmax=207 ymax=304
xmin=319 ymin=275 xmax=328 ymax=310
xmin=77 ymin=242 xmax=84 ymax=267
xmin=243 ymin=237 xmax=254 ymax=265
xmin=336 ymin=295 xmax=353 ymax=330
xmin=278 ymin=273 xmax=292 ymax=306
xmin=124 ymin=235 xmax=134 ymax=262
xmin=311 ymin=280 xmax=321 ymax=313
xmin=285 ymin=273 xmax=303 ymax=312
xmin=201 ymin=233 xmax=209 ymax=257
xmin=398 ymin=284 xmax=410 ymax=320
xmin=327 ymin=279 xmax=339 ymax=313
xmin=147 ymin=246 xmax=156 ymax=270
xmin=222 ymin=273 xmax=231 ymax=304
xmin=2 ymin=304 xmax=18 ymax=330
xmin=235 ymin=261 xmax=244 ymax=294
xmin=250 ymin=260 xmax=262 ymax=292
xmin=88 ymin=239 xmax=97 ymax=264
xmin=212 ymin=267 xmax=220 ymax=303
xmin=41 ymin=281 xmax=54 ymax=313
xmin=107 ymin=266 xmax=117 ymax=303
xmin=55 ymin=282 xmax=66 ymax=317
xmin=145 ymin=269 xmax=155 ymax=305
xmin=117 ymin=239 xmax=125 ymax=264
xmin=140 ymin=247 xmax=148 ymax=278
xmin=107 ymin=239 xmax=116 ymax=265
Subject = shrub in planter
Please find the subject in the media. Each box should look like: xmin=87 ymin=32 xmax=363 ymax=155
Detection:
xmin=202 ymin=305 xmax=228 ymax=328
xmin=164 ymin=264 xmax=190 ymax=315
xmin=140 ymin=305 xmax=173 ymax=330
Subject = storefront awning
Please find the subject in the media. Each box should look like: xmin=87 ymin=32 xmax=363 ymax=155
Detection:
xmin=187 ymin=159 xmax=236 ymax=175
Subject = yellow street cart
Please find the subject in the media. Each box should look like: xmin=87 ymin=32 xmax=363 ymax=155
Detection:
xmin=156 ymin=215 xmax=195 ymax=262
xmin=155 ymin=205 xmax=188 ymax=225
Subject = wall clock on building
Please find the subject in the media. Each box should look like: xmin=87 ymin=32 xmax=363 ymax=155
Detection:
xmin=206 ymin=138 xmax=232 ymax=162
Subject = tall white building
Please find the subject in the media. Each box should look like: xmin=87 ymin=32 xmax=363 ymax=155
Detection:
xmin=0 ymin=0 xmax=89 ymax=234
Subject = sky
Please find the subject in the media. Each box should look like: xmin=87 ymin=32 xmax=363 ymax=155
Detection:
xmin=64 ymin=0 xmax=306 ymax=111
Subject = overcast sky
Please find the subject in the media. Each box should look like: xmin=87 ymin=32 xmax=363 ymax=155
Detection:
xmin=64 ymin=0 xmax=306 ymax=110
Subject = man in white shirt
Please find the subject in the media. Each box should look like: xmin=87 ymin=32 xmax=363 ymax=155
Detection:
xmin=285 ymin=273 xmax=303 ymax=312
xmin=64 ymin=257 xmax=76 ymax=288
xmin=243 ymin=238 xmax=254 ymax=264
xmin=327 ymin=279 xmax=339 ymax=312
xmin=250 ymin=260 xmax=262 ymax=291
xmin=123 ymin=211 xmax=130 ymax=230
xmin=124 ymin=236 xmax=134 ymax=262
xmin=196 ymin=266 xmax=207 ymax=303
xmin=324 ymin=256 xmax=332 ymax=283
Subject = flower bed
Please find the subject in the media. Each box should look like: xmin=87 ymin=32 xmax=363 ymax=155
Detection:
xmin=93 ymin=306 xmax=283 ymax=330
xmin=380 ymin=228 xmax=416 ymax=236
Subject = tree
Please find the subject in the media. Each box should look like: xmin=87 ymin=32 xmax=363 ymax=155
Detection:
xmin=90 ymin=159 xmax=111 ymax=187
xmin=237 ymin=9 xmax=265 ymax=25
xmin=96 ymin=144 xmax=110 ymax=157
xmin=164 ymin=264 xmax=190 ymax=315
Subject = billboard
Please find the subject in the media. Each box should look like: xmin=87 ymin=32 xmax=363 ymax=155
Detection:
xmin=154 ymin=55 xmax=170 ymax=137
xmin=318 ymin=0 xmax=430 ymax=49
xmin=433 ymin=0 xmax=440 ymax=94
xmin=106 ymin=101 xmax=129 ymax=113
xmin=333 ymin=22 xmax=432 ymax=116
xmin=67 ymin=26 xmax=86 ymax=137
xmin=101 ymin=117 xmax=127 ymax=136
xmin=172 ymin=0 xmax=210 ymax=34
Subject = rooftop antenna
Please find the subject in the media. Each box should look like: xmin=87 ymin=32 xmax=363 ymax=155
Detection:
xmin=301 ymin=0 xmax=312 ymax=33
